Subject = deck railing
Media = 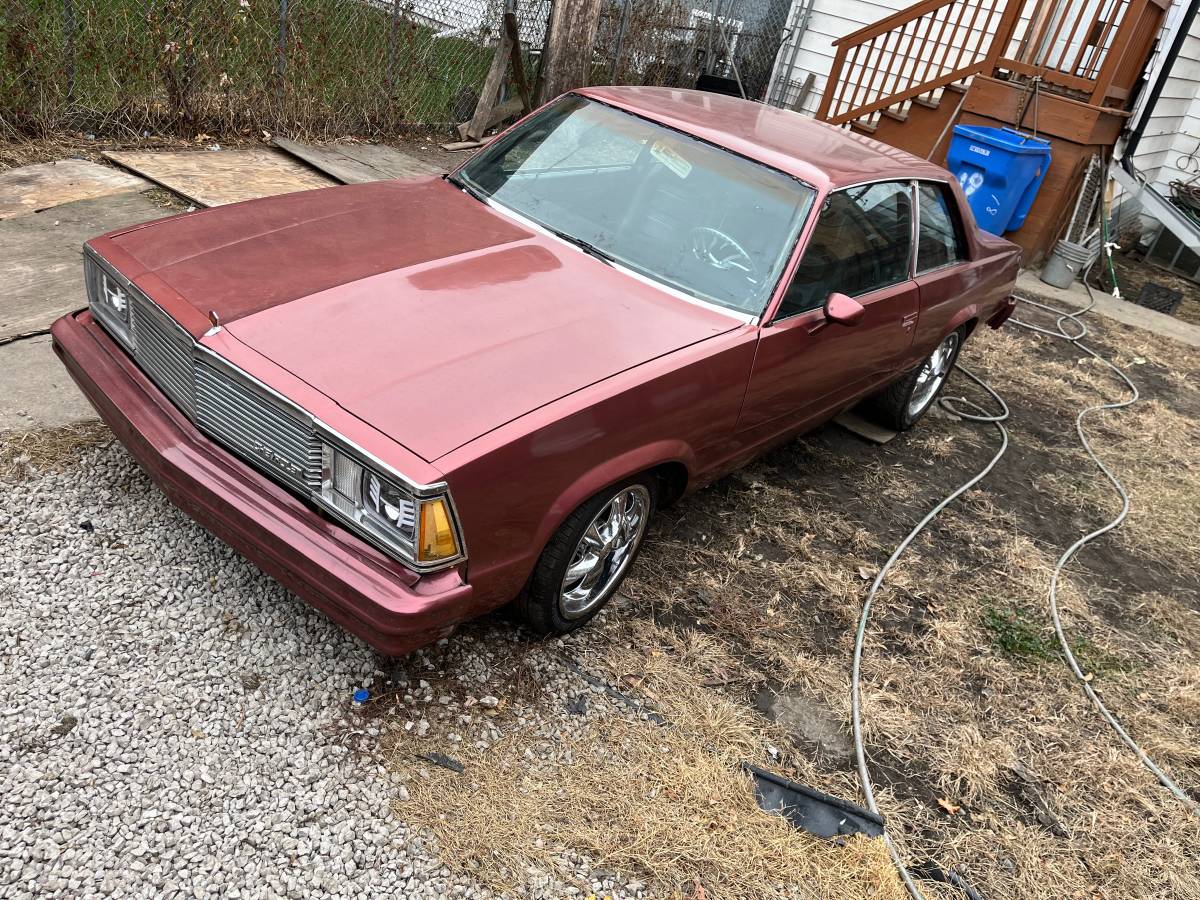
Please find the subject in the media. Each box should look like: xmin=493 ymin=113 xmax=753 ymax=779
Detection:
xmin=817 ymin=0 xmax=1168 ymax=126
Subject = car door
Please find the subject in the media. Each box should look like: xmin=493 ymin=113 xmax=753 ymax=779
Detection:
xmin=737 ymin=180 xmax=919 ymax=437
xmin=911 ymin=181 xmax=973 ymax=356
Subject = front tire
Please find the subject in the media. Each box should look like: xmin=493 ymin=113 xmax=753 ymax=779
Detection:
xmin=516 ymin=477 xmax=656 ymax=636
xmin=862 ymin=327 xmax=964 ymax=431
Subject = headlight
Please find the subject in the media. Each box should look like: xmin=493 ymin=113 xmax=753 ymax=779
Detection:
xmin=85 ymin=251 xmax=135 ymax=350
xmin=318 ymin=443 xmax=463 ymax=567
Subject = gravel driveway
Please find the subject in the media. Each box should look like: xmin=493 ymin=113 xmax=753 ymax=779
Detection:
xmin=1 ymin=442 xmax=497 ymax=899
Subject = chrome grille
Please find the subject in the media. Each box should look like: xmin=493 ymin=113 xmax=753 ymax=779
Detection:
xmin=131 ymin=296 xmax=195 ymax=418
xmin=194 ymin=356 xmax=321 ymax=495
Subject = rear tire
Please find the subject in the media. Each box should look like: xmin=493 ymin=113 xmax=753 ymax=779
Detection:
xmin=515 ymin=476 xmax=657 ymax=636
xmin=861 ymin=327 xmax=964 ymax=431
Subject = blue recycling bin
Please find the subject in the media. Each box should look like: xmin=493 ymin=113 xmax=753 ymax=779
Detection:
xmin=946 ymin=125 xmax=1052 ymax=235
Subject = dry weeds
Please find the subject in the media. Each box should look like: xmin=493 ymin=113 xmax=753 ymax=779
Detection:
xmin=580 ymin=313 xmax=1200 ymax=898
xmin=396 ymin=713 xmax=903 ymax=900
xmin=0 ymin=422 xmax=110 ymax=480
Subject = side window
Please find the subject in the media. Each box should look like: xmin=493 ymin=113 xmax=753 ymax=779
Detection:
xmin=776 ymin=181 xmax=913 ymax=320
xmin=916 ymin=183 xmax=968 ymax=272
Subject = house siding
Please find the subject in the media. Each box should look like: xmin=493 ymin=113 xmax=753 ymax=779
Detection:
xmin=1130 ymin=14 xmax=1200 ymax=196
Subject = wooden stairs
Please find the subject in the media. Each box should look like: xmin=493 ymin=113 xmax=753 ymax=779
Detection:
xmin=848 ymin=82 xmax=967 ymax=153
xmin=817 ymin=0 xmax=1169 ymax=161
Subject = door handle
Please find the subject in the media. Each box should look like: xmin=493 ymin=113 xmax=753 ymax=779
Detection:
xmin=901 ymin=313 xmax=918 ymax=333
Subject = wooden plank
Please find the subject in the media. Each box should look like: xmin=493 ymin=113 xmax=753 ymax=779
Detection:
xmin=102 ymin=148 xmax=334 ymax=207
xmin=504 ymin=11 xmax=532 ymax=115
xmin=466 ymin=27 xmax=515 ymax=142
xmin=835 ymin=411 xmax=898 ymax=444
xmin=272 ymin=138 xmax=440 ymax=184
xmin=0 ymin=159 xmax=147 ymax=221
xmin=271 ymin=137 xmax=381 ymax=184
xmin=439 ymin=140 xmax=487 ymax=152
xmin=341 ymin=144 xmax=441 ymax=179
xmin=0 ymin=192 xmax=171 ymax=341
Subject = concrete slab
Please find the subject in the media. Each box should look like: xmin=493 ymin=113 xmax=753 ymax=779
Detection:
xmin=103 ymin=148 xmax=335 ymax=207
xmin=0 ymin=158 xmax=147 ymax=220
xmin=0 ymin=334 xmax=96 ymax=431
xmin=1015 ymin=270 xmax=1200 ymax=349
xmin=0 ymin=191 xmax=172 ymax=341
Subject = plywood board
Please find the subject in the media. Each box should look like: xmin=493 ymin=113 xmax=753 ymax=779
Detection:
xmin=0 ymin=159 xmax=147 ymax=220
xmin=273 ymin=138 xmax=440 ymax=184
xmin=834 ymin=410 xmax=898 ymax=445
xmin=0 ymin=192 xmax=171 ymax=341
xmin=102 ymin=147 xmax=335 ymax=207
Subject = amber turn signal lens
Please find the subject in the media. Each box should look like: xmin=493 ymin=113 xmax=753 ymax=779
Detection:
xmin=417 ymin=498 xmax=459 ymax=562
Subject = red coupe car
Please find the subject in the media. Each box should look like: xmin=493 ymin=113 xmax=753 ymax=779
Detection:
xmin=53 ymin=87 xmax=1019 ymax=655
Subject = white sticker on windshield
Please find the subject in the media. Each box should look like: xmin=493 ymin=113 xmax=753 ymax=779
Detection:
xmin=650 ymin=140 xmax=693 ymax=179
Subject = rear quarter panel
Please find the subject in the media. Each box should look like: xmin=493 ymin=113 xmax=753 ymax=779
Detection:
xmin=435 ymin=326 xmax=759 ymax=615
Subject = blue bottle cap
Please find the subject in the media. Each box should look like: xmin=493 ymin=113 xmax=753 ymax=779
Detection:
xmin=353 ymin=688 xmax=370 ymax=703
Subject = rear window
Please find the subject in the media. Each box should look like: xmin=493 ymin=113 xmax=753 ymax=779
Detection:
xmin=916 ymin=183 xmax=968 ymax=272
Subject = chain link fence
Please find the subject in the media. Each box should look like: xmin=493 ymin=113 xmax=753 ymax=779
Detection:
xmin=1 ymin=0 xmax=550 ymax=139
xmin=593 ymin=0 xmax=791 ymax=103
xmin=2 ymin=0 xmax=793 ymax=141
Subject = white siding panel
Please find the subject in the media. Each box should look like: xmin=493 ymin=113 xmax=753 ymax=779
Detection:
xmin=1132 ymin=6 xmax=1200 ymax=193
xmin=771 ymin=0 xmax=909 ymax=115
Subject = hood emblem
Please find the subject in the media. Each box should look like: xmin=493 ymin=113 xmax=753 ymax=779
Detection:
xmin=205 ymin=309 xmax=223 ymax=337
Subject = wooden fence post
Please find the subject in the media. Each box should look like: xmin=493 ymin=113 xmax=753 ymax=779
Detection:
xmin=540 ymin=0 xmax=606 ymax=100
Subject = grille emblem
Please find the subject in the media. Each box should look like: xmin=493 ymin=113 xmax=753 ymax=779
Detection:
xmin=253 ymin=442 xmax=305 ymax=478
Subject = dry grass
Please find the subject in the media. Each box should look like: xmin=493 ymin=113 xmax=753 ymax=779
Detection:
xmin=578 ymin=313 xmax=1200 ymax=898
xmin=395 ymin=716 xmax=903 ymax=900
xmin=0 ymin=422 xmax=110 ymax=480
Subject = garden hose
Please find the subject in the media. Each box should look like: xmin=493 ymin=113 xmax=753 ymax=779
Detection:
xmin=853 ymin=217 xmax=1197 ymax=900
xmin=851 ymin=366 xmax=1010 ymax=900
xmin=1010 ymin=263 xmax=1200 ymax=816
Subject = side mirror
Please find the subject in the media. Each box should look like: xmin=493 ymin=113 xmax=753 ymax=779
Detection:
xmin=824 ymin=292 xmax=865 ymax=327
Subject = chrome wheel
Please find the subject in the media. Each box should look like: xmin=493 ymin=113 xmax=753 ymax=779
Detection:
xmin=559 ymin=485 xmax=651 ymax=620
xmin=908 ymin=332 xmax=959 ymax=419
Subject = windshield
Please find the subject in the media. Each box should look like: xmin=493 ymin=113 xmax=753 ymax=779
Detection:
xmin=455 ymin=96 xmax=815 ymax=316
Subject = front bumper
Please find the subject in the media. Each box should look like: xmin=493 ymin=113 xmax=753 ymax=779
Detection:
xmin=52 ymin=310 xmax=472 ymax=656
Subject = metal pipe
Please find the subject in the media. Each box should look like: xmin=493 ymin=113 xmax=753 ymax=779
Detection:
xmin=276 ymin=0 xmax=289 ymax=108
xmin=767 ymin=0 xmax=815 ymax=108
xmin=715 ymin=15 xmax=745 ymax=97
xmin=1124 ymin=0 xmax=1199 ymax=164
xmin=63 ymin=0 xmax=75 ymax=105
xmin=610 ymin=0 xmax=631 ymax=83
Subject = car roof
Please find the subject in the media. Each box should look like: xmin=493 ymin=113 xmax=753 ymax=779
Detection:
xmin=576 ymin=86 xmax=951 ymax=192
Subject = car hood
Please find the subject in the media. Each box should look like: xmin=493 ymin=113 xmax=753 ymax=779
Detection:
xmin=107 ymin=178 xmax=739 ymax=461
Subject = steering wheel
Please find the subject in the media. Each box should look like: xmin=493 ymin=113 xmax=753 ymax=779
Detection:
xmin=689 ymin=227 xmax=756 ymax=277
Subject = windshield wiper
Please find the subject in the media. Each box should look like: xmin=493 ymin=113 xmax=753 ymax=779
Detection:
xmin=446 ymin=172 xmax=488 ymax=204
xmin=539 ymin=223 xmax=616 ymax=265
